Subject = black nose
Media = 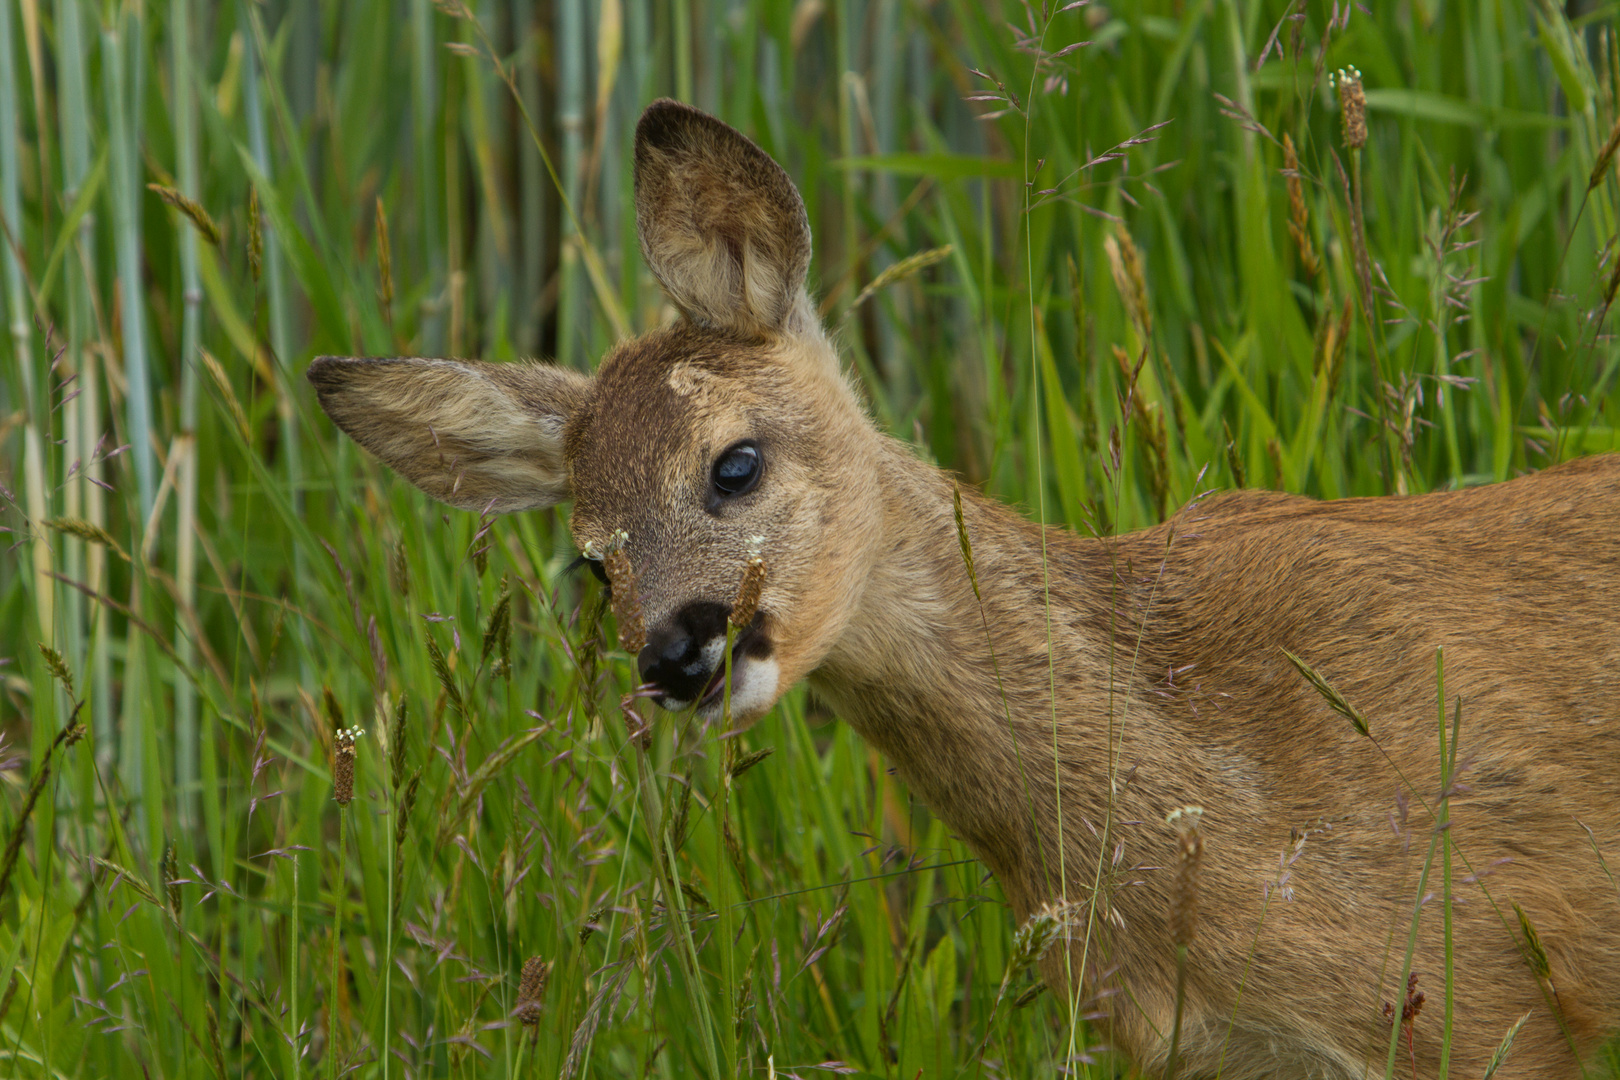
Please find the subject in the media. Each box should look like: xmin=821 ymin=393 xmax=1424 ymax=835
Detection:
xmin=637 ymin=601 xmax=731 ymax=702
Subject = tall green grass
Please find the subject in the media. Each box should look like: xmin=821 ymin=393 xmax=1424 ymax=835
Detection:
xmin=0 ymin=1 xmax=1616 ymax=1077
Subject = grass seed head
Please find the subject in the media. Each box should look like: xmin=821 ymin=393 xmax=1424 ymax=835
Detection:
xmin=730 ymin=538 xmax=768 ymax=630
xmin=1281 ymin=649 xmax=1371 ymax=736
xmin=390 ymin=538 xmax=411 ymax=599
xmin=163 ymin=841 xmax=182 ymax=919
xmin=952 ymin=485 xmax=983 ymax=601
xmin=200 ymin=348 xmax=252 ymax=441
xmin=37 ymin=643 xmax=77 ymax=702
xmin=1011 ymin=900 xmax=1079 ymax=974
xmin=148 ymin=183 xmax=222 ymax=248
xmin=1483 ymin=1012 xmax=1533 ymax=1079
xmin=44 ymin=516 xmax=130 ymax=562
xmin=1167 ymin=806 xmax=1204 ymax=948
xmin=1333 ymin=67 xmax=1367 ymax=150
xmin=1282 ymin=133 xmax=1319 ymax=279
xmin=391 ymin=768 xmax=422 ymax=926
xmin=333 ymin=726 xmax=362 ymax=806
xmin=1400 ymin=971 xmax=1426 ymax=1024
xmin=516 ymin=956 xmax=551 ymax=1029
xmin=1105 ymin=227 xmax=1152 ymax=342
xmin=482 ymin=580 xmax=512 ymax=673
xmin=389 ymin=695 xmax=410 ymax=791
xmin=1513 ymin=901 xmax=1551 ymax=980
xmin=728 ymin=745 xmax=775 ymax=781
xmin=599 ymin=530 xmax=646 ymax=655
xmin=848 ymin=244 xmax=953 ymax=314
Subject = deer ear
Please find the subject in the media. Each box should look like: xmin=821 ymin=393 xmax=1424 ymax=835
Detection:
xmin=634 ymin=99 xmax=814 ymax=337
xmin=307 ymin=356 xmax=592 ymax=512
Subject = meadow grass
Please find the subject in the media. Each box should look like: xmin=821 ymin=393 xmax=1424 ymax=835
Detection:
xmin=1 ymin=0 xmax=1618 ymax=1077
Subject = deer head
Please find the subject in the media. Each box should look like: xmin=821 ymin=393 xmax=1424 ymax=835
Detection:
xmin=309 ymin=100 xmax=886 ymax=723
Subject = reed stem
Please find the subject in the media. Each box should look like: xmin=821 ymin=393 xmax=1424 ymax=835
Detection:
xmin=169 ymin=0 xmax=201 ymax=833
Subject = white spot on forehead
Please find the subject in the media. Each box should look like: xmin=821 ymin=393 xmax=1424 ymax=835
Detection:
xmin=667 ymin=361 xmax=707 ymax=397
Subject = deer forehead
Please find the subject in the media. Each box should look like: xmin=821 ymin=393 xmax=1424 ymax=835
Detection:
xmin=563 ymin=330 xmax=820 ymax=549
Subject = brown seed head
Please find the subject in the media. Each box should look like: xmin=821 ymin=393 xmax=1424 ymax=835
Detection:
xmin=1335 ymin=67 xmax=1367 ymax=150
xmin=148 ymin=183 xmax=223 ymax=248
xmin=1105 ymin=227 xmax=1152 ymax=341
xmin=730 ymin=540 xmax=768 ymax=630
xmin=516 ymin=956 xmax=551 ymax=1029
xmin=1282 ymin=133 xmax=1319 ymax=279
xmin=1167 ymin=806 xmax=1204 ymax=948
xmin=1401 ymin=971 xmax=1426 ymax=1024
xmin=333 ymin=726 xmax=362 ymax=806
xmin=596 ymin=530 xmax=646 ymax=655
xmin=394 ymin=769 xmax=421 ymax=849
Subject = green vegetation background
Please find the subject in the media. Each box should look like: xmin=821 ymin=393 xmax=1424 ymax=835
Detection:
xmin=0 ymin=0 xmax=1616 ymax=1076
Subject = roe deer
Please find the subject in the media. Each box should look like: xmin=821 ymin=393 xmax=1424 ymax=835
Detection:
xmin=309 ymin=100 xmax=1620 ymax=1078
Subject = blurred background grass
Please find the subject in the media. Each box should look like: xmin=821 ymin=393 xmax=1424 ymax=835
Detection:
xmin=0 ymin=0 xmax=1617 ymax=1076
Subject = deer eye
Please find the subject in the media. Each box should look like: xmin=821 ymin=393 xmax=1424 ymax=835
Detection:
xmin=712 ymin=442 xmax=762 ymax=498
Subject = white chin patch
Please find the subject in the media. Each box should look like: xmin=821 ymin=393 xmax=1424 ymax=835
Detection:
xmin=698 ymin=656 xmax=781 ymax=725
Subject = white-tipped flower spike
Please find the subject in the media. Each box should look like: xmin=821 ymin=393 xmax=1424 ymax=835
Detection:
xmin=1332 ymin=67 xmax=1366 ymax=149
xmin=602 ymin=539 xmax=646 ymax=655
xmin=1167 ymin=806 xmax=1205 ymax=948
xmin=732 ymin=538 xmax=769 ymax=630
xmin=333 ymin=726 xmax=363 ymax=806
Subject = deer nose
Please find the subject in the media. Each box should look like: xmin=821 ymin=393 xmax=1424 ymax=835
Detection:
xmin=637 ymin=601 xmax=730 ymax=704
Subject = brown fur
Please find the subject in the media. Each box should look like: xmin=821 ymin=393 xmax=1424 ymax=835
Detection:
xmin=309 ymin=100 xmax=1620 ymax=1078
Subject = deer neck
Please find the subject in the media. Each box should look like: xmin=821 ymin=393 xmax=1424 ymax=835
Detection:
xmin=811 ymin=438 xmax=1136 ymax=912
